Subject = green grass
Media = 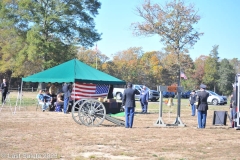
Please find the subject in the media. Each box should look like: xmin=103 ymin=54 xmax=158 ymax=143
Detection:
xmin=135 ymin=97 xmax=229 ymax=112
xmin=7 ymin=91 xmax=229 ymax=112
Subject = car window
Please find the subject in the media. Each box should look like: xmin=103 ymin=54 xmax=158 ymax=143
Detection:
xmin=135 ymin=86 xmax=141 ymax=90
xmin=135 ymin=89 xmax=140 ymax=95
xmin=208 ymin=91 xmax=213 ymax=95
xmin=208 ymin=90 xmax=217 ymax=95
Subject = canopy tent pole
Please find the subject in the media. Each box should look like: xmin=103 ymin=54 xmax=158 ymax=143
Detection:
xmin=19 ymin=81 xmax=23 ymax=110
xmin=14 ymin=81 xmax=24 ymax=114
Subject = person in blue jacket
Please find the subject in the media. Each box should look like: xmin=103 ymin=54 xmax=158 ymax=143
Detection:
xmin=62 ymin=82 xmax=72 ymax=114
xmin=189 ymin=90 xmax=197 ymax=116
xmin=140 ymin=85 xmax=149 ymax=114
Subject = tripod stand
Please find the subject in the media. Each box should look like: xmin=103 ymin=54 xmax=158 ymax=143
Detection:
xmin=14 ymin=91 xmax=26 ymax=113
xmin=0 ymin=92 xmax=13 ymax=113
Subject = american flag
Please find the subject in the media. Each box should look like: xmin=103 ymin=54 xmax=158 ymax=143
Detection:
xmin=180 ymin=71 xmax=187 ymax=79
xmin=71 ymin=82 xmax=109 ymax=100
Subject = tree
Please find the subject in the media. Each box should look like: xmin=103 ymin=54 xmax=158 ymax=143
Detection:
xmin=111 ymin=47 xmax=143 ymax=83
xmin=77 ymin=46 xmax=109 ymax=70
xmin=160 ymin=53 xmax=179 ymax=85
xmin=193 ymin=55 xmax=208 ymax=87
xmin=0 ymin=0 xmax=101 ymax=76
xmin=139 ymin=51 xmax=163 ymax=88
xmin=203 ymin=45 xmax=220 ymax=91
xmin=217 ymin=58 xmax=235 ymax=95
xmin=229 ymin=58 xmax=240 ymax=74
xmin=132 ymin=0 xmax=203 ymax=85
xmin=159 ymin=52 xmax=194 ymax=88
xmin=0 ymin=7 xmax=26 ymax=79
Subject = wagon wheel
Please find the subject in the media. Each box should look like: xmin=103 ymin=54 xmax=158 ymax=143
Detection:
xmin=71 ymin=99 xmax=87 ymax=125
xmin=78 ymin=99 xmax=106 ymax=127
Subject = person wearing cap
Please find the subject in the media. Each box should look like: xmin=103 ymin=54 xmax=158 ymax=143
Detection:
xmin=140 ymin=85 xmax=149 ymax=114
xmin=195 ymin=84 xmax=209 ymax=128
xmin=189 ymin=90 xmax=197 ymax=116
xmin=122 ymin=83 xmax=137 ymax=128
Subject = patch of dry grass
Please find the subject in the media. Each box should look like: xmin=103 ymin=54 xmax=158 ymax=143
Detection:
xmin=0 ymin=93 xmax=239 ymax=160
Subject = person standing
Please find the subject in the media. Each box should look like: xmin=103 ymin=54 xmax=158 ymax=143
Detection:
xmin=122 ymin=83 xmax=137 ymax=128
xmin=62 ymin=83 xmax=72 ymax=114
xmin=195 ymin=84 xmax=209 ymax=128
xmin=189 ymin=90 xmax=197 ymax=116
xmin=140 ymin=86 xmax=149 ymax=114
xmin=231 ymin=87 xmax=237 ymax=128
xmin=49 ymin=83 xmax=57 ymax=96
xmin=1 ymin=79 xmax=8 ymax=104
xmin=229 ymin=94 xmax=234 ymax=127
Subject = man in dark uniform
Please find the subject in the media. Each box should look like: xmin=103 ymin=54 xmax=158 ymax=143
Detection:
xmin=1 ymin=79 xmax=8 ymax=104
xmin=122 ymin=83 xmax=137 ymax=128
xmin=196 ymin=84 xmax=209 ymax=128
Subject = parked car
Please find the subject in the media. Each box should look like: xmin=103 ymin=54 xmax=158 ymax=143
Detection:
xmin=196 ymin=90 xmax=226 ymax=105
xmin=162 ymin=91 xmax=175 ymax=98
xmin=181 ymin=90 xmax=191 ymax=98
xmin=113 ymin=84 xmax=160 ymax=101
xmin=210 ymin=91 xmax=227 ymax=105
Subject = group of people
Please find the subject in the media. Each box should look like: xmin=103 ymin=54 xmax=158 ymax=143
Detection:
xmin=188 ymin=84 xmax=211 ymax=128
xmin=0 ymin=79 xmax=71 ymax=114
xmin=122 ymin=82 xmax=212 ymax=129
xmin=1 ymin=77 xmax=237 ymax=128
xmin=36 ymin=82 xmax=72 ymax=114
xmin=189 ymin=84 xmax=239 ymax=129
xmin=121 ymin=83 xmax=149 ymax=128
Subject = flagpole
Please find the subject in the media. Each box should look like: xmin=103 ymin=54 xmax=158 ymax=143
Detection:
xmin=174 ymin=49 xmax=182 ymax=125
xmin=95 ymin=44 xmax=98 ymax=69
xmin=96 ymin=52 xmax=97 ymax=69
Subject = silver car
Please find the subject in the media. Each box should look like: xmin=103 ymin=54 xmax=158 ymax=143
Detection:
xmin=196 ymin=90 xmax=226 ymax=105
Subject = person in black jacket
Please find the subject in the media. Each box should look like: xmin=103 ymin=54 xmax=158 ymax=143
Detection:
xmin=122 ymin=83 xmax=137 ymax=128
xmin=195 ymin=84 xmax=209 ymax=128
xmin=1 ymin=79 xmax=8 ymax=104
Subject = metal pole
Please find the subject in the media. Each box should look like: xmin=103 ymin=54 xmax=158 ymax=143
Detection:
xmin=96 ymin=53 xmax=97 ymax=69
xmin=173 ymin=50 xmax=185 ymax=126
xmin=177 ymin=52 xmax=181 ymax=118
xmin=95 ymin=44 xmax=98 ymax=69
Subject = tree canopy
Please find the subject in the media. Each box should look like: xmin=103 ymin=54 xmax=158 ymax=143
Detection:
xmin=0 ymin=0 xmax=101 ymax=77
xmin=132 ymin=0 xmax=203 ymax=54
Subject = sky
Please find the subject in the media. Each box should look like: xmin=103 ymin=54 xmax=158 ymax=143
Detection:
xmin=94 ymin=0 xmax=240 ymax=61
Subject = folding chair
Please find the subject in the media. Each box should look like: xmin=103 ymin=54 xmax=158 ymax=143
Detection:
xmin=36 ymin=100 xmax=41 ymax=111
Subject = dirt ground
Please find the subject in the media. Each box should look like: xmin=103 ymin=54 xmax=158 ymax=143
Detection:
xmin=0 ymin=93 xmax=240 ymax=160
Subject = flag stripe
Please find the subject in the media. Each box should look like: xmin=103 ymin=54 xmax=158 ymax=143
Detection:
xmin=71 ymin=82 xmax=109 ymax=100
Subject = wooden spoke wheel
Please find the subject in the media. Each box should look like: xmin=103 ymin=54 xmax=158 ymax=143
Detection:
xmin=78 ymin=99 xmax=106 ymax=127
xmin=71 ymin=99 xmax=87 ymax=125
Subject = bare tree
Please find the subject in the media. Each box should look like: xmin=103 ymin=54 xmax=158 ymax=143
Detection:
xmin=132 ymin=0 xmax=203 ymax=86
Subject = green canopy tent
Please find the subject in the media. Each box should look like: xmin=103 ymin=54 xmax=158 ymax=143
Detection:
xmin=22 ymin=59 xmax=126 ymax=84
xmin=17 ymin=59 xmax=125 ymax=110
